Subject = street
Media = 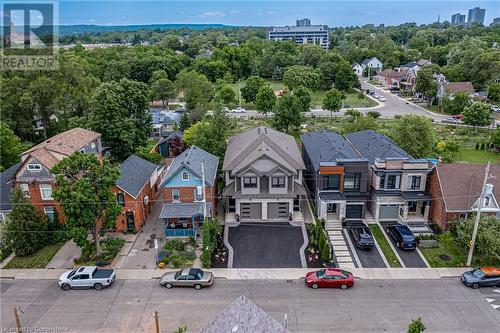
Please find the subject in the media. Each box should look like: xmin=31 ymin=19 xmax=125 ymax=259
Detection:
xmin=1 ymin=278 xmax=499 ymax=333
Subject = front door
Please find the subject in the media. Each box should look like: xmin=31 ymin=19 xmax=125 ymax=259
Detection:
xmin=408 ymin=201 xmax=417 ymax=214
xmin=327 ymin=203 xmax=337 ymax=213
xmin=126 ymin=212 xmax=135 ymax=231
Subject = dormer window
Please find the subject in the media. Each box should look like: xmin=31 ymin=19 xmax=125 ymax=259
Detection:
xmin=484 ymin=197 xmax=491 ymax=207
xmin=182 ymin=172 xmax=189 ymax=181
xmin=27 ymin=164 xmax=42 ymax=171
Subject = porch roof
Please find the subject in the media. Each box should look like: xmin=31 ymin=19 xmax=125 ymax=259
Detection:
xmin=319 ymin=192 xmax=346 ymax=201
xmin=160 ymin=203 xmax=212 ymax=218
xmin=401 ymin=191 xmax=430 ymax=201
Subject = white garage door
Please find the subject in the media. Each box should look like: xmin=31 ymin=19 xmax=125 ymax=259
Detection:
xmin=379 ymin=205 xmax=399 ymax=219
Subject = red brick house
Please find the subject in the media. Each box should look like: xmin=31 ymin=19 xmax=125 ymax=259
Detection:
xmin=427 ymin=163 xmax=500 ymax=229
xmin=12 ymin=128 xmax=102 ymax=222
xmin=112 ymin=155 xmax=164 ymax=232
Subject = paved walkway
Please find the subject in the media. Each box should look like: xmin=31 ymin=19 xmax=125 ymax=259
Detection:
xmin=0 ymin=267 xmax=470 ymax=280
xmin=325 ymin=220 xmax=355 ymax=269
xmin=114 ymin=201 xmax=164 ymax=269
xmin=46 ymin=240 xmax=82 ymax=269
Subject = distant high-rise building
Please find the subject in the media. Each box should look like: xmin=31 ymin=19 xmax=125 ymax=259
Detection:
xmin=269 ymin=19 xmax=329 ymax=49
xmin=492 ymin=18 xmax=500 ymax=26
xmin=296 ymin=18 xmax=311 ymax=27
xmin=467 ymin=7 xmax=486 ymax=25
xmin=451 ymin=13 xmax=466 ymax=25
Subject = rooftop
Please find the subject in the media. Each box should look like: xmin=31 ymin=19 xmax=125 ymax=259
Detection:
xmin=345 ymin=130 xmax=411 ymax=164
xmin=117 ymin=155 xmax=160 ymax=198
xmin=163 ymin=146 xmax=219 ymax=187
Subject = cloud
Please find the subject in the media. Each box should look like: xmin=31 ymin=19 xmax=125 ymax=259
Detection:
xmin=198 ymin=11 xmax=226 ymax=18
xmin=229 ymin=10 xmax=240 ymax=14
xmin=268 ymin=11 xmax=277 ymax=15
xmin=88 ymin=19 xmax=96 ymax=23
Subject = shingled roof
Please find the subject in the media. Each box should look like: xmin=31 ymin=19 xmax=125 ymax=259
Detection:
xmin=345 ymin=130 xmax=411 ymax=164
xmin=435 ymin=163 xmax=500 ymax=212
xmin=21 ymin=128 xmax=100 ymax=169
xmin=116 ymin=155 xmax=160 ymax=198
xmin=444 ymin=82 xmax=475 ymax=95
xmin=301 ymin=130 xmax=364 ymax=171
xmin=200 ymin=295 xmax=289 ymax=333
xmin=163 ymin=146 xmax=219 ymax=187
xmin=223 ymin=127 xmax=305 ymax=171
xmin=0 ymin=163 xmax=20 ymax=212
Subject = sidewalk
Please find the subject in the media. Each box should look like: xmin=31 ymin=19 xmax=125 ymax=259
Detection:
xmin=0 ymin=267 xmax=469 ymax=281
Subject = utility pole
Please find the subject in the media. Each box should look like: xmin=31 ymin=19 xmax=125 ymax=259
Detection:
xmin=201 ymin=161 xmax=207 ymax=220
xmin=466 ymin=161 xmax=491 ymax=267
xmin=13 ymin=306 xmax=22 ymax=333
xmin=153 ymin=311 xmax=160 ymax=333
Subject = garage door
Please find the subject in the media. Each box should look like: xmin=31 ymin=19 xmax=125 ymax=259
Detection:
xmin=379 ymin=205 xmax=399 ymax=219
xmin=346 ymin=205 xmax=363 ymax=219
xmin=267 ymin=203 xmax=289 ymax=219
xmin=240 ymin=203 xmax=262 ymax=220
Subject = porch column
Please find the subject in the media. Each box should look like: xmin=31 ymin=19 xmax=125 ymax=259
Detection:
xmin=338 ymin=202 xmax=346 ymax=220
xmin=320 ymin=201 xmax=327 ymax=221
xmin=424 ymin=202 xmax=431 ymax=220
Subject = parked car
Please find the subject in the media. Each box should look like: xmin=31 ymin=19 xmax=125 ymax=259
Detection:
xmin=461 ymin=267 xmax=500 ymax=289
xmin=491 ymin=105 xmax=500 ymax=113
xmin=222 ymin=107 xmax=230 ymax=113
xmin=350 ymin=226 xmax=375 ymax=249
xmin=452 ymin=114 xmax=464 ymax=120
xmin=386 ymin=224 xmax=417 ymax=250
xmin=159 ymin=268 xmax=214 ymax=290
xmin=377 ymin=96 xmax=386 ymax=102
xmin=231 ymin=107 xmax=246 ymax=113
xmin=441 ymin=117 xmax=462 ymax=124
xmin=305 ymin=268 xmax=354 ymax=289
xmin=58 ymin=266 xmax=116 ymax=291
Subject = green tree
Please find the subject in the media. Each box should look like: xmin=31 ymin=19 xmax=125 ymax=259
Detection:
xmin=407 ymin=318 xmax=426 ymax=333
xmin=462 ymin=102 xmax=492 ymax=127
xmin=442 ymin=91 xmax=471 ymax=115
xmin=415 ymin=65 xmax=439 ymax=105
xmin=334 ymin=62 xmax=359 ymax=91
xmin=283 ymin=65 xmax=321 ymax=90
xmin=150 ymin=78 xmax=175 ymax=107
xmin=217 ymin=85 xmax=236 ymax=106
xmin=0 ymin=121 xmax=25 ymax=172
xmin=491 ymin=128 xmax=500 ymax=148
xmin=391 ymin=115 xmax=435 ymax=158
xmin=323 ymin=88 xmax=344 ymax=117
xmin=4 ymin=188 xmax=48 ymax=256
xmin=454 ymin=215 xmax=500 ymax=260
xmin=178 ymin=113 xmax=191 ymax=131
xmin=293 ymin=86 xmax=312 ymax=112
xmin=487 ymin=82 xmax=500 ymax=103
xmin=241 ymin=76 xmax=266 ymax=103
xmin=342 ymin=114 xmax=378 ymax=134
xmin=272 ymin=92 xmax=302 ymax=133
xmin=29 ymin=76 xmax=59 ymax=138
xmin=85 ymin=79 xmax=152 ymax=161
xmin=52 ymin=153 xmax=121 ymax=255
xmin=255 ymin=85 xmax=277 ymax=117
xmin=175 ymin=70 xmax=214 ymax=112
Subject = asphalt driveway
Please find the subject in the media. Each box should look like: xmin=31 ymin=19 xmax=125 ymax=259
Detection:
xmin=380 ymin=222 xmax=428 ymax=268
xmin=227 ymin=222 xmax=305 ymax=268
xmin=346 ymin=230 xmax=387 ymax=268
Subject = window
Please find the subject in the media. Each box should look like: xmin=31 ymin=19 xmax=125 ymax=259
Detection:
xmin=20 ymin=183 xmax=30 ymax=197
xmin=243 ymin=177 xmax=257 ymax=188
xmin=0 ymin=213 xmax=4 ymax=221
xmin=484 ymin=196 xmax=491 ymax=207
xmin=271 ymin=177 xmax=285 ymax=188
xmin=323 ymin=175 xmax=340 ymax=190
xmin=40 ymin=184 xmax=53 ymax=200
xmin=344 ymin=174 xmax=361 ymax=191
xmin=27 ymin=164 xmax=42 ymax=171
xmin=408 ymin=176 xmax=422 ymax=190
xmin=172 ymin=189 xmax=180 ymax=201
xmin=116 ymin=193 xmax=125 ymax=207
xmin=182 ymin=172 xmax=189 ymax=181
xmin=385 ymin=175 xmax=400 ymax=190
xmin=44 ymin=206 xmax=56 ymax=222
xmin=194 ymin=189 xmax=203 ymax=201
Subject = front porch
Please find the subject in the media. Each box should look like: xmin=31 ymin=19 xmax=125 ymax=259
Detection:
xmin=159 ymin=202 xmax=212 ymax=239
xmin=400 ymin=192 xmax=431 ymax=223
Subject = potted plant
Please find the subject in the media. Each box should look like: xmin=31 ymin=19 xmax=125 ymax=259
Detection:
xmin=235 ymin=213 xmax=240 ymax=222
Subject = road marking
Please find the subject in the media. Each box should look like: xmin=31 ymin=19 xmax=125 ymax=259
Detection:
xmin=491 ymin=304 xmax=500 ymax=310
xmin=493 ymin=289 xmax=500 ymax=294
xmin=485 ymin=298 xmax=495 ymax=303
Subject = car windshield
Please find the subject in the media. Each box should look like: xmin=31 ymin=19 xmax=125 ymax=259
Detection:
xmin=67 ymin=270 xmax=77 ymax=279
xmin=316 ymin=269 xmax=326 ymax=278
xmin=339 ymin=270 xmax=349 ymax=278
xmin=174 ymin=270 xmax=182 ymax=280
xmin=472 ymin=269 xmax=486 ymax=279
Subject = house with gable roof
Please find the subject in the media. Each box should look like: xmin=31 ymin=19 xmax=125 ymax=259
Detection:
xmin=112 ymin=155 xmax=164 ymax=232
xmin=159 ymin=146 xmax=219 ymax=238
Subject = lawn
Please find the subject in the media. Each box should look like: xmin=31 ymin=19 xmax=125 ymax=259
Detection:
xmin=419 ymin=233 xmax=500 ymax=268
xmin=4 ymin=243 xmax=64 ymax=269
xmin=368 ymin=224 xmax=402 ymax=268
xmin=452 ymin=148 xmax=500 ymax=163
xmin=228 ymin=80 xmax=375 ymax=109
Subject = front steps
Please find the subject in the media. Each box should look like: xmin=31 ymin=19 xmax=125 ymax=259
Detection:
xmin=325 ymin=220 xmax=354 ymax=268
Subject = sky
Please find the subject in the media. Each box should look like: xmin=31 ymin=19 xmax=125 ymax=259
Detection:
xmin=6 ymin=1 xmax=500 ymax=27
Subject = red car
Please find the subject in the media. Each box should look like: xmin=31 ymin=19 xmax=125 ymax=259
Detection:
xmin=305 ymin=268 xmax=354 ymax=289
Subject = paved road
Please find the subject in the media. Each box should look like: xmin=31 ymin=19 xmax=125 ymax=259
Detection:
xmin=2 ymin=279 xmax=499 ymax=333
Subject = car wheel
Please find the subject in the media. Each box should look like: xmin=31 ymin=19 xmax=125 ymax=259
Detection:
xmin=165 ymin=283 xmax=173 ymax=289
xmin=311 ymin=283 xmax=319 ymax=289
xmin=61 ymin=283 xmax=71 ymax=291
xmin=472 ymin=283 xmax=480 ymax=289
xmin=340 ymin=284 xmax=348 ymax=290
xmin=194 ymin=284 xmax=202 ymax=290
xmin=94 ymin=283 xmax=103 ymax=291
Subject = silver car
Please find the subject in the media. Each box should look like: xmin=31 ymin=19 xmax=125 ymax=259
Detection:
xmin=159 ymin=268 xmax=214 ymax=290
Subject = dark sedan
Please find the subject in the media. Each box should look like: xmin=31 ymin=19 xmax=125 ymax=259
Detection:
xmin=350 ymin=226 xmax=375 ymax=249
xmin=386 ymin=224 xmax=417 ymax=250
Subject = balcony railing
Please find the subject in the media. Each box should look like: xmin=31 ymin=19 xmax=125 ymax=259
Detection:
xmin=165 ymin=229 xmax=195 ymax=238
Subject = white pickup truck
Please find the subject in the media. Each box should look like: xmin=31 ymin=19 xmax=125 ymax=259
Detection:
xmin=58 ymin=266 xmax=116 ymax=291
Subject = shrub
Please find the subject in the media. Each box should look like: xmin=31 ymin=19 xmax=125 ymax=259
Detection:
xmin=480 ymin=142 xmax=485 ymax=150
xmin=201 ymin=219 xmax=222 ymax=268
xmin=165 ymin=239 xmax=186 ymax=252
xmin=321 ymin=242 xmax=332 ymax=262
xmin=475 ymin=142 xmax=480 ymax=150
xmin=454 ymin=215 xmax=500 ymax=257
xmin=357 ymin=91 xmax=364 ymax=99
xmin=367 ymin=111 xmax=381 ymax=118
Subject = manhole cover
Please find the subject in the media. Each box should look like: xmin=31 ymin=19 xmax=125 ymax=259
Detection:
xmin=439 ymin=254 xmax=452 ymax=261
